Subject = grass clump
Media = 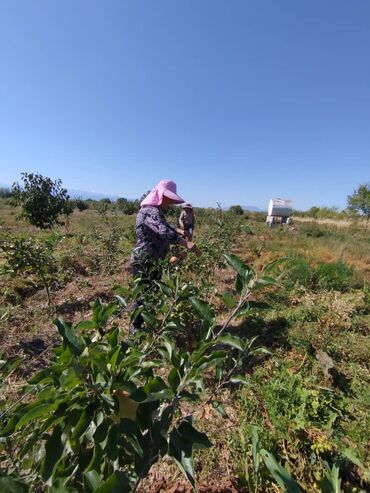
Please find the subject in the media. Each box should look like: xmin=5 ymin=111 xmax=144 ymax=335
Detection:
xmin=314 ymin=260 xmax=354 ymax=292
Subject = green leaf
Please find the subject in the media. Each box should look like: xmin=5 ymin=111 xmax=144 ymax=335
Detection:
xmin=261 ymin=449 xmax=302 ymax=493
xmin=235 ymin=301 xmax=270 ymax=318
xmin=341 ymin=448 xmax=367 ymax=473
xmin=235 ymin=273 xmax=244 ymax=294
xmin=168 ymin=368 xmax=181 ymax=392
xmin=141 ymin=310 xmax=157 ymax=329
xmin=229 ymin=374 xmax=251 ymax=386
xmin=190 ymin=297 xmax=214 ymax=327
xmin=221 ymin=291 xmax=237 ymax=308
xmin=0 ymin=357 xmax=23 ymax=379
xmin=109 ymin=346 xmax=121 ymax=372
xmin=212 ymin=400 xmax=228 ymax=418
xmin=189 ymin=340 xmax=214 ymax=364
xmin=54 ymin=319 xmax=84 ymax=355
xmin=168 ymin=428 xmax=196 ymax=488
xmin=251 ymin=426 xmax=260 ymax=486
xmin=0 ymin=476 xmax=28 ymax=493
xmin=41 ymin=425 xmax=65 ymax=481
xmin=318 ymin=463 xmax=341 ymax=493
xmin=83 ymin=470 xmax=102 ymax=491
xmin=99 ymin=302 xmax=118 ymax=329
xmin=262 ymin=257 xmax=287 ymax=275
xmin=114 ymin=295 xmax=127 ymax=308
xmin=74 ymin=320 xmax=96 ymax=331
xmin=178 ymin=420 xmax=212 ymax=449
xmin=141 ymin=389 xmax=174 ymax=403
xmin=155 ymin=281 xmax=172 ymax=296
xmin=160 ymin=335 xmax=176 ymax=365
xmin=92 ymin=299 xmax=103 ymax=328
xmin=86 ymin=443 xmax=103 ymax=473
xmin=72 ymin=407 xmax=94 ymax=439
xmin=217 ymin=334 xmax=245 ymax=351
xmin=189 ymin=350 xmax=226 ymax=376
xmin=224 ymin=253 xmax=249 ymax=276
xmin=15 ymin=403 xmax=57 ymax=430
xmin=95 ymin=471 xmax=130 ymax=493
xmin=47 ymin=479 xmax=78 ymax=492
xmin=254 ymin=276 xmax=278 ymax=288
xmin=60 ymin=367 xmax=82 ymax=390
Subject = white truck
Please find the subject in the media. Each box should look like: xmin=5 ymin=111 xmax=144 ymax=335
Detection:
xmin=266 ymin=198 xmax=293 ymax=227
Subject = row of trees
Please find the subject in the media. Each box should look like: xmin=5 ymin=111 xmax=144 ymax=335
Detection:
xmin=2 ymin=172 xmax=369 ymax=230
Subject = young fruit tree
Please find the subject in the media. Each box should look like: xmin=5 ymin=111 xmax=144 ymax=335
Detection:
xmin=12 ymin=172 xmax=72 ymax=229
xmin=347 ymin=183 xmax=370 ymax=229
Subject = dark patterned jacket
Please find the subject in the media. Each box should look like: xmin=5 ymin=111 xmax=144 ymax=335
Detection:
xmin=131 ymin=205 xmax=180 ymax=265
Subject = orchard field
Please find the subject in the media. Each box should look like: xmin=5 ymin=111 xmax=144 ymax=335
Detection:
xmin=0 ymin=198 xmax=369 ymax=492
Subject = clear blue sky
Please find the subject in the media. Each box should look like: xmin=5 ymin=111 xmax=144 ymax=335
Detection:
xmin=0 ymin=0 xmax=369 ymax=210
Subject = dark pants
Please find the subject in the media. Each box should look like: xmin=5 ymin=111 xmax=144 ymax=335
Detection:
xmin=131 ymin=261 xmax=162 ymax=330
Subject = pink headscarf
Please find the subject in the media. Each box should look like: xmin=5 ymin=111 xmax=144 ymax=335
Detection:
xmin=140 ymin=180 xmax=185 ymax=207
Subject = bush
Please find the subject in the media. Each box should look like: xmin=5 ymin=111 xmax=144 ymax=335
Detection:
xmin=116 ymin=198 xmax=139 ymax=215
xmin=301 ymin=224 xmax=328 ymax=238
xmin=282 ymin=255 xmax=313 ymax=289
xmin=12 ymin=172 xmax=71 ymax=229
xmin=73 ymin=197 xmax=89 ymax=212
xmin=1 ymin=234 xmax=58 ymax=304
xmin=314 ymin=261 xmax=354 ymax=292
xmin=228 ymin=205 xmax=244 ymax=215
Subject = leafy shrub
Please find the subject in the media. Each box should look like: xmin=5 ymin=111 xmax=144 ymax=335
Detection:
xmin=302 ymin=224 xmax=328 ymax=238
xmin=314 ymin=260 xmax=354 ymax=292
xmin=116 ymin=198 xmax=139 ymax=215
xmin=0 ymin=254 xmax=278 ymax=491
xmin=1 ymin=235 xmax=58 ymax=304
xmin=0 ymin=188 xmax=13 ymax=198
xmin=261 ymin=367 xmax=339 ymax=435
xmin=282 ymin=255 xmax=313 ymax=289
xmin=12 ymin=172 xmax=71 ymax=229
xmin=73 ymin=197 xmax=89 ymax=212
xmin=228 ymin=205 xmax=244 ymax=215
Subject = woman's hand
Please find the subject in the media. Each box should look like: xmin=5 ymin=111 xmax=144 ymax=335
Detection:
xmin=186 ymin=241 xmax=201 ymax=256
xmin=178 ymin=237 xmax=200 ymax=255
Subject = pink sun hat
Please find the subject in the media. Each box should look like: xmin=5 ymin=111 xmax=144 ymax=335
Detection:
xmin=140 ymin=180 xmax=185 ymax=207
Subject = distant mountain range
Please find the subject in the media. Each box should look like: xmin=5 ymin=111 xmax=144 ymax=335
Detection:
xmin=240 ymin=205 xmax=263 ymax=212
xmin=1 ymin=183 xmax=263 ymax=210
xmin=67 ymin=189 xmax=122 ymax=201
xmin=0 ymin=183 xmax=122 ymax=202
xmin=223 ymin=205 xmax=263 ymax=212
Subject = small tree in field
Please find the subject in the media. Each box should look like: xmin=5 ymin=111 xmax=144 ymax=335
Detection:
xmin=347 ymin=183 xmax=370 ymax=229
xmin=116 ymin=197 xmax=139 ymax=215
xmin=229 ymin=205 xmax=244 ymax=215
xmin=73 ymin=196 xmax=89 ymax=212
xmin=1 ymin=235 xmax=57 ymax=304
xmin=12 ymin=172 xmax=71 ymax=229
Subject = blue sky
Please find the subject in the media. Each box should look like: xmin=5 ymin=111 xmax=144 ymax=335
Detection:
xmin=0 ymin=0 xmax=369 ymax=210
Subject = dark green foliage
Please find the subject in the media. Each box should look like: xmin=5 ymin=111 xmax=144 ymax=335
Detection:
xmin=282 ymin=255 xmax=313 ymax=289
xmin=12 ymin=172 xmax=71 ymax=229
xmin=116 ymin=198 xmax=139 ymax=215
xmin=302 ymin=224 xmax=328 ymax=238
xmin=347 ymin=183 xmax=370 ymax=226
xmin=0 ymin=254 xmax=274 ymax=491
xmin=314 ymin=260 xmax=354 ymax=292
xmin=228 ymin=205 xmax=244 ymax=215
xmin=95 ymin=201 xmax=109 ymax=215
xmin=0 ymin=188 xmax=13 ymax=199
xmin=72 ymin=197 xmax=89 ymax=212
xmin=1 ymin=234 xmax=58 ymax=304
